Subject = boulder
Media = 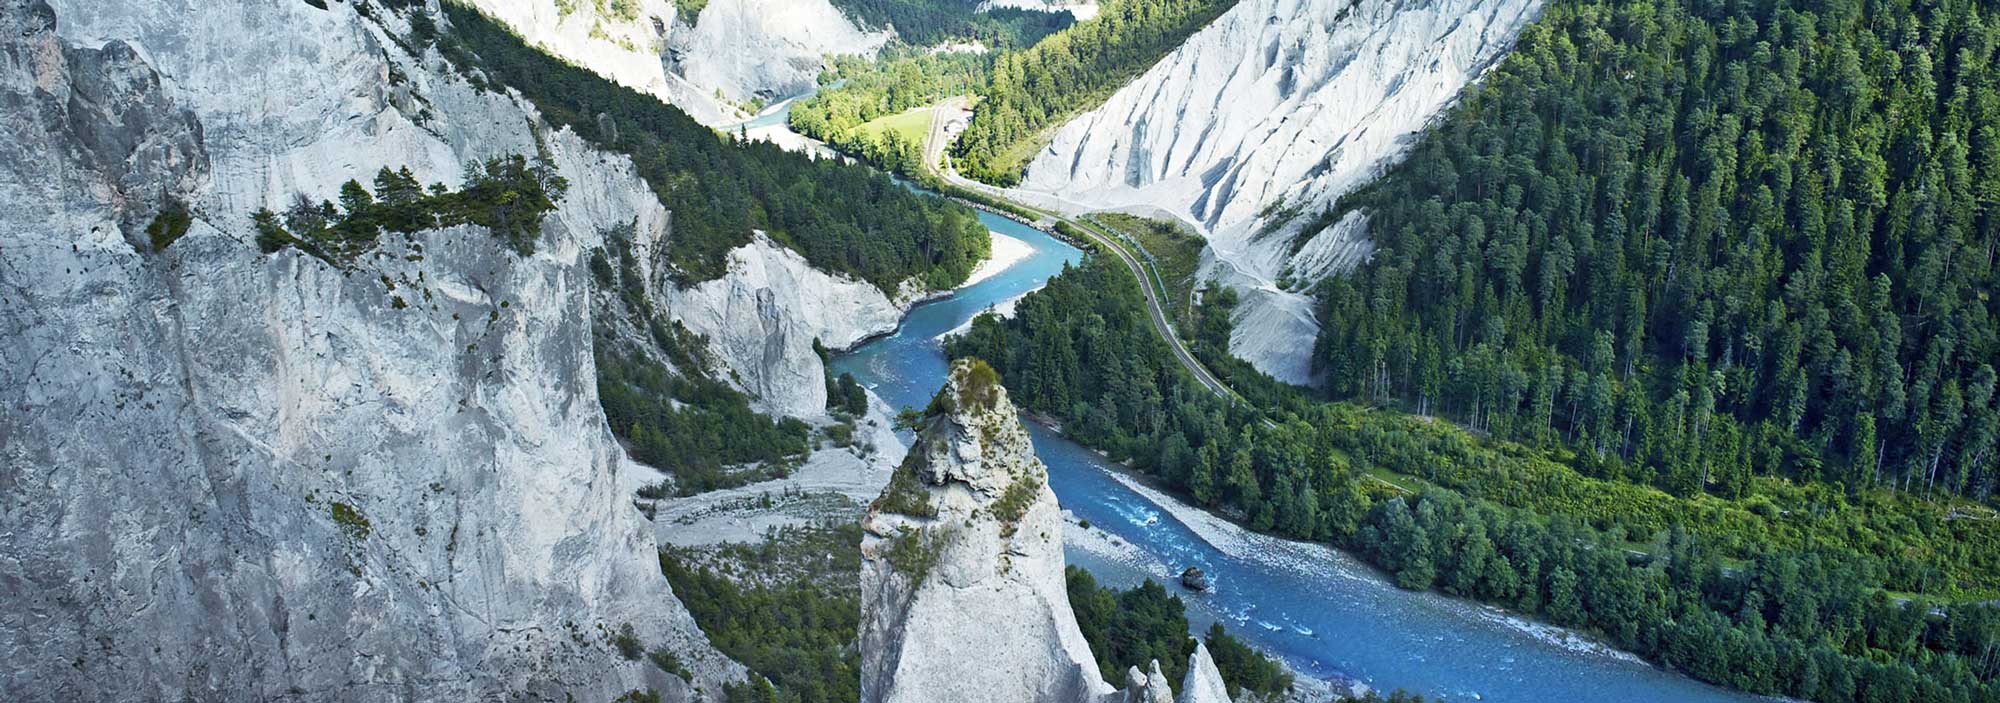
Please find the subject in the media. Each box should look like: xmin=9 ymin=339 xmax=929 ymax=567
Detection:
xmin=1180 ymin=566 xmax=1213 ymax=592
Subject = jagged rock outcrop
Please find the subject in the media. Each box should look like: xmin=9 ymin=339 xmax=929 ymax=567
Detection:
xmin=860 ymin=359 xmax=1115 ymax=702
xmin=0 ymin=1 xmax=739 ymax=699
xmin=856 ymin=361 xmax=1249 ymax=703
xmin=1177 ymin=642 xmax=1234 ymax=703
xmin=662 ymin=233 xmax=906 ymax=418
xmin=1017 ymin=0 xmax=1541 ymax=384
xmin=1122 ymin=662 xmax=1176 ymax=703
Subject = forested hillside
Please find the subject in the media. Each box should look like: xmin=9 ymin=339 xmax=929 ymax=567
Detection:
xmin=437 ymin=3 xmax=988 ymax=292
xmin=828 ymin=0 xmax=1073 ymax=48
xmin=950 ymin=259 xmax=2000 ymax=702
xmin=1317 ymin=0 xmax=2000 ymax=502
xmin=789 ymin=48 xmax=989 ymax=175
xmin=950 ymin=0 xmax=1239 ymax=184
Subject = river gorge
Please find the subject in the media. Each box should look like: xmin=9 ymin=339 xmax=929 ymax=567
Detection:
xmin=831 ymin=210 xmax=1768 ymax=703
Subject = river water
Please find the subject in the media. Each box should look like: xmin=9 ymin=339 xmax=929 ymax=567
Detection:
xmin=830 ymin=210 xmax=1764 ymax=702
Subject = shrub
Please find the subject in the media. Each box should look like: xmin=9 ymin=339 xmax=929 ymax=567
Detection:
xmin=992 ymin=472 xmax=1040 ymax=536
xmin=146 ymin=202 xmax=192 ymax=251
xmin=648 ymin=648 xmax=691 ymax=681
xmin=612 ymin=623 xmax=644 ymax=660
xmin=328 ymin=502 xmax=370 ymax=540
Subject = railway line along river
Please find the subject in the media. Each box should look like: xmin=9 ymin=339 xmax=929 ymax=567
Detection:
xmin=830 ymin=208 xmax=1765 ymax=703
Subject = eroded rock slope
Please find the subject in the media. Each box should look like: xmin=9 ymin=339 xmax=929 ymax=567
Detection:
xmin=1018 ymin=0 xmax=1541 ymax=384
xmin=465 ymin=0 xmax=889 ymax=125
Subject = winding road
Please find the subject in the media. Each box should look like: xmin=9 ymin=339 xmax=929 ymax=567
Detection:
xmin=921 ymin=97 xmax=1244 ymax=404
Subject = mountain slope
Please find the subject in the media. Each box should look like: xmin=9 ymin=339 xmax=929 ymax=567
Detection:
xmin=1015 ymin=0 xmax=1542 ymax=384
xmin=463 ymin=0 xmax=890 ymax=125
xmin=1317 ymin=0 xmax=2000 ymax=502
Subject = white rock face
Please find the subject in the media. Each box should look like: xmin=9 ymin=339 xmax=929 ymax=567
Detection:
xmin=461 ymin=0 xmax=740 ymax=122
xmin=860 ymin=361 xmax=1115 ymax=703
xmin=1017 ymin=0 xmax=1541 ymax=384
xmin=980 ymin=0 xmax=1101 ymax=21
xmin=0 ymin=1 xmax=738 ymax=699
xmin=668 ymin=0 xmax=891 ymax=108
xmin=663 ymin=233 xmax=906 ymax=419
xmin=1123 ymin=661 xmax=1176 ymax=703
xmin=464 ymin=0 xmax=887 ymax=125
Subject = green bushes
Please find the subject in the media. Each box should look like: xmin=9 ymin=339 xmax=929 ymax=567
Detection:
xmin=873 ymin=458 xmax=938 ymax=518
xmin=146 ymin=202 xmax=192 ymax=251
xmin=882 ymin=525 xmax=949 ymax=583
xmin=612 ymin=623 xmax=644 ymax=660
xmin=991 ymin=472 xmax=1040 ymax=535
xmin=827 ymin=372 xmax=869 ymax=416
xmin=250 ymin=157 xmax=565 ymax=261
xmin=328 ymin=502 xmax=371 ymax=540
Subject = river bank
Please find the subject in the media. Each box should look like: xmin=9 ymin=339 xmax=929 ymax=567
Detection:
xmin=959 ymin=231 xmax=1034 ymax=289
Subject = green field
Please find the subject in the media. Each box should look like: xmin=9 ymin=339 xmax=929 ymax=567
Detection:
xmin=851 ymin=107 xmax=933 ymax=146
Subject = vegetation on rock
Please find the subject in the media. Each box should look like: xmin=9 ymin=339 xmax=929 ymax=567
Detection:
xmin=593 ymin=227 xmax=812 ymax=495
xmin=252 ymin=158 xmax=565 ymax=260
xmin=662 ymin=525 xmax=862 ymax=703
xmin=950 ymin=0 xmax=1239 ymax=184
xmin=146 ymin=201 xmax=192 ymax=252
xmin=436 ymin=3 xmax=990 ymax=292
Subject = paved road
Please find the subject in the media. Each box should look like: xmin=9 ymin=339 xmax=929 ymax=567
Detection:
xmin=923 ymin=98 xmax=1243 ymax=404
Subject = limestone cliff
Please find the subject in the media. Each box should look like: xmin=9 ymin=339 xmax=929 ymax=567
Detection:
xmin=1016 ymin=0 xmax=1541 ymax=384
xmin=465 ymin=0 xmax=889 ymax=126
xmin=859 ymin=360 xmax=1115 ymax=702
xmin=0 ymin=1 xmax=739 ymax=699
xmin=662 ymin=233 xmax=906 ymax=419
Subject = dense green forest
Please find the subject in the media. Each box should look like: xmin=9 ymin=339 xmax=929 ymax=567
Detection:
xmin=660 ymin=525 xmax=862 ymax=703
xmin=789 ymin=48 xmax=989 ymax=176
xmin=949 ymin=259 xmax=2000 ymax=702
xmin=828 ymin=0 xmax=1073 ymax=48
xmin=950 ymin=0 xmax=1238 ymax=184
xmin=251 ymin=157 xmax=564 ymax=261
xmin=1066 ymin=568 xmax=1292 ymax=698
xmin=1316 ymin=0 xmax=2000 ymax=506
xmin=434 ymin=3 xmax=988 ymax=292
